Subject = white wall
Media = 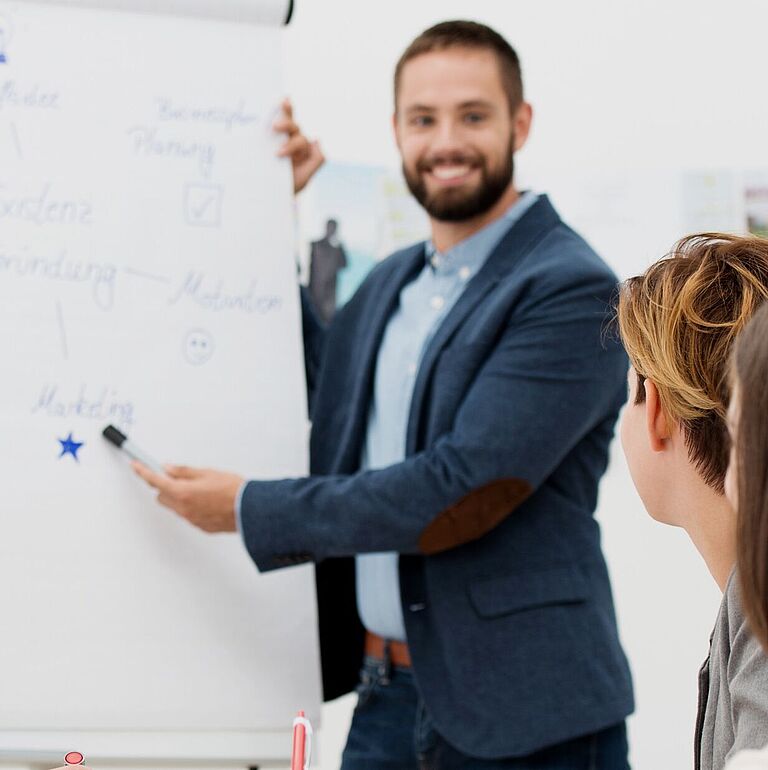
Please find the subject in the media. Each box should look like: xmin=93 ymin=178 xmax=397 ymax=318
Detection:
xmin=284 ymin=2 xmax=768 ymax=768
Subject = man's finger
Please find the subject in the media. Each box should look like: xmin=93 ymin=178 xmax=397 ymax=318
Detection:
xmin=273 ymin=116 xmax=299 ymax=136
xmin=165 ymin=464 xmax=199 ymax=480
xmin=292 ymin=140 xmax=325 ymax=195
xmin=308 ymin=140 xmax=325 ymax=168
xmin=157 ymin=492 xmax=175 ymax=510
xmin=281 ymin=97 xmax=293 ymax=121
xmin=131 ymin=460 xmax=175 ymax=492
xmin=277 ymin=134 xmax=310 ymax=159
xmin=303 ymin=141 xmax=325 ymax=174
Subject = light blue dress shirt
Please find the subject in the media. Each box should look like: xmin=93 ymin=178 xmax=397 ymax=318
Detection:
xmin=355 ymin=192 xmax=539 ymax=641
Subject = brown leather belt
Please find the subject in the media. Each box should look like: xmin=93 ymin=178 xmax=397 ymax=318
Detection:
xmin=364 ymin=631 xmax=412 ymax=668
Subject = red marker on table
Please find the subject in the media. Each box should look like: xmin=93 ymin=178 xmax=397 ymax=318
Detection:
xmin=291 ymin=710 xmax=312 ymax=770
xmin=49 ymin=752 xmax=90 ymax=770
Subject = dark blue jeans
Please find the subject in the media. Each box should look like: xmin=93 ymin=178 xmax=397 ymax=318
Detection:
xmin=340 ymin=657 xmax=630 ymax=770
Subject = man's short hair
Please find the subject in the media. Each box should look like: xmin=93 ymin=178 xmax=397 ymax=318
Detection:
xmin=394 ymin=20 xmax=523 ymax=114
xmin=617 ymin=233 xmax=768 ymax=492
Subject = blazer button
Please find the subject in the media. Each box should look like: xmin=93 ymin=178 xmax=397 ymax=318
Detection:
xmin=409 ymin=603 xmax=426 ymax=612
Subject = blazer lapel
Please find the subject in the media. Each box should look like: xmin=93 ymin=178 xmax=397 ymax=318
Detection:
xmin=405 ymin=195 xmax=561 ymax=453
xmin=336 ymin=243 xmax=426 ymax=471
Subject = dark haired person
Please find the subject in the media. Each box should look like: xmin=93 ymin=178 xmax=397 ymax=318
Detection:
xmin=723 ymin=300 xmax=768 ymax=770
xmin=134 ymin=21 xmax=633 ymax=768
xmin=618 ymin=234 xmax=768 ymax=770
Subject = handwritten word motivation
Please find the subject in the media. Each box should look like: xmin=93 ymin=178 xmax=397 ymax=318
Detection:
xmin=0 ymin=246 xmax=116 ymax=310
xmin=0 ymin=80 xmax=60 ymax=110
xmin=157 ymin=98 xmax=260 ymax=131
xmin=169 ymin=271 xmax=282 ymax=314
xmin=0 ymin=183 xmax=93 ymax=226
xmin=32 ymin=383 xmax=135 ymax=427
xmin=127 ymin=125 xmax=215 ymax=178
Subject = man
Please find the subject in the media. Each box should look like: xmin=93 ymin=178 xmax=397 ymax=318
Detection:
xmin=308 ymin=218 xmax=348 ymax=324
xmin=135 ymin=21 xmax=634 ymax=768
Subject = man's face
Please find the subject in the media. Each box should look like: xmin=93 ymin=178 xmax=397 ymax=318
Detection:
xmin=394 ymin=47 xmax=530 ymax=223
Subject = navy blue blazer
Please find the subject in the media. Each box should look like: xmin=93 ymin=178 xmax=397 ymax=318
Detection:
xmin=240 ymin=195 xmax=634 ymax=759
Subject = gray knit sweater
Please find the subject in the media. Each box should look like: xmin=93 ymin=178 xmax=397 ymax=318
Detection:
xmin=696 ymin=571 xmax=768 ymax=770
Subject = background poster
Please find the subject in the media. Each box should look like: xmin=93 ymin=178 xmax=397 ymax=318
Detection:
xmin=682 ymin=169 xmax=768 ymax=236
xmin=298 ymin=162 xmax=428 ymax=320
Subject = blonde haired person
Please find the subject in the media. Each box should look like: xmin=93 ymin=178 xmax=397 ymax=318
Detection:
xmin=617 ymin=234 xmax=768 ymax=770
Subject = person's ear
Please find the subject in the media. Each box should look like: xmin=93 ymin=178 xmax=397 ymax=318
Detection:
xmin=644 ymin=379 xmax=671 ymax=452
xmin=512 ymin=102 xmax=533 ymax=152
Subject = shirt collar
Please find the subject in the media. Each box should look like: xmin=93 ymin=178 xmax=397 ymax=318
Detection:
xmin=425 ymin=191 xmax=539 ymax=277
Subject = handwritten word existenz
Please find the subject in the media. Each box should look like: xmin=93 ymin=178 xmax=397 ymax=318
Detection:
xmin=0 ymin=183 xmax=93 ymax=226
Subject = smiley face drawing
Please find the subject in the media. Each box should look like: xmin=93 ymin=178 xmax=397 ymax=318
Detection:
xmin=182 ymin=328 xmax=215 ymax=366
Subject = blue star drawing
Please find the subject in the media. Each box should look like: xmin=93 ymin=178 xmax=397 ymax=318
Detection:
xmin=58 ymin=433 xmax=85 ymax=462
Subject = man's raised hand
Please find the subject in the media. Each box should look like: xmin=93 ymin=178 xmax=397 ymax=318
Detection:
xmin=274 ymin=98 xmax=324 ymax=194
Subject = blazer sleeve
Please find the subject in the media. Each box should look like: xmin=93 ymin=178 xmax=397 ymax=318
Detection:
xmin=241 ymin=269 xmax=627 ymax=571
xmin=299 ymin=285 xmax=326 ymax=412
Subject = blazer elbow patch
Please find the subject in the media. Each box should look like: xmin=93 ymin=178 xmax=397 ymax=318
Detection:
xmin=418 ymin=478 xmax=533 ymax=555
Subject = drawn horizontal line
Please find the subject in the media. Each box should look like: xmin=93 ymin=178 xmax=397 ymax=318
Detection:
xmin=122 ymin=267 xmax=171 ymax=283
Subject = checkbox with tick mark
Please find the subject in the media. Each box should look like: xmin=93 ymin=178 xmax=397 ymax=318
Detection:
xmin=184 ymin=183 xmax=224 ymax=227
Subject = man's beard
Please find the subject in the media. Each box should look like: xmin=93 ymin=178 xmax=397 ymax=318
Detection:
xmin=403 ymin=139 xmax=515 ymax=223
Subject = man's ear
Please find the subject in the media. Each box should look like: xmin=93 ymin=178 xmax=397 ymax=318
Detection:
xmin=644 ymin=379 xmax=671 ymax=452
xmin=512 ymin=102 xmax=533 ymax=152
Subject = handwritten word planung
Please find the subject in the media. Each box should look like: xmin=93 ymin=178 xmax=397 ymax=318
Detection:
xmin=127 ymin=125 xmax=215 ymax=178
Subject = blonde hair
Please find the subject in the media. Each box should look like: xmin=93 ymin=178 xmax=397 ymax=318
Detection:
xmin=617 ymin=233 xmax=768 ymax=490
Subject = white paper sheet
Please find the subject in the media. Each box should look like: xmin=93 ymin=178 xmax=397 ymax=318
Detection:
xmin=0 ymin=0 xmax=320 ymax=761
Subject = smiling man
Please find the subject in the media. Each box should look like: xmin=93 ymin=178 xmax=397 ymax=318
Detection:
xmin=135 ymin=21 xmax=634 ymax=769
